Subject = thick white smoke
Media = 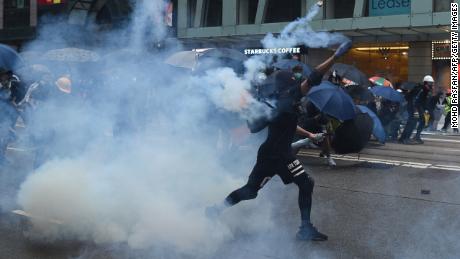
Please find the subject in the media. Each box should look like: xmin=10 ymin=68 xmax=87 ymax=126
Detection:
xmin=262 ymin=4 xmax=349 ymax=49
xmin=10 ymin=0 xmax=347 ymax=256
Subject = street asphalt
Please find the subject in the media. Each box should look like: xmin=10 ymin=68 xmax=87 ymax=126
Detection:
xmin=0 ymin=133 xmax=459 ymax=259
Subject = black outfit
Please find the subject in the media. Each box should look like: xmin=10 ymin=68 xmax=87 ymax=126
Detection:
xmin=225 ymin=70 xmax=323 ymax=223
xmin=399 ymin=85 xmax=421 ymax=141
xmin=414 ymin=86 xmax=431 ymax=139
xmin=226 ymin=110 xmax=314 ymax=222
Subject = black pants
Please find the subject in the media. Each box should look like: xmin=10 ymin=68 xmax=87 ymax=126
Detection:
xmin=415 ymin=107 xmax=426 ymax=139
xmin=400 ymin=113 xmax=416 ymax=141
xmin=225 ymin=157 xmax=314 ymax=222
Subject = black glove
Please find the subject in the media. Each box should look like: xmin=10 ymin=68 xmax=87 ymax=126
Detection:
xmin=334 ymin=40 xmax=352 ymax=58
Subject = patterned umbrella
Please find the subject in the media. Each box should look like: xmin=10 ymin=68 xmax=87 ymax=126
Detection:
xmin=369 ymin=76 xmax=393 ymax=88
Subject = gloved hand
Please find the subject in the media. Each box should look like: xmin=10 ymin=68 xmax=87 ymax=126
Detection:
xmin=334 ymin=40 xmax=352 ymax=59
xmin=309 ymin=133 xmax=325 ymax=142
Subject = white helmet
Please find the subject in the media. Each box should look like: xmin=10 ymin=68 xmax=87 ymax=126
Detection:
xmin=423 ymin=75 xmax=434 ymax=83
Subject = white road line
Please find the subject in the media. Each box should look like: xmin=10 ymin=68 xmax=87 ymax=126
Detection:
xmin=422 ymin=137 xmax=460 ymax=143
xmin=298 ymin=151 xmax=460 ymax=172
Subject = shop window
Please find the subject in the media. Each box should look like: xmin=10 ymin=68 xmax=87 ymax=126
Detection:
xmin=4 ymin=0 xmax=30 ymax=28
xmin=238 ymin=0 xmax=258 ymax=24
xmin=95 ymin=0 xmax=132 ymax=25
xmin=203 ymin=0 xmax=222 ymax=27
xmin=5 ymin=0 xmax=29 ymax=8
xmin=265 ymin=0 xmax=301 ymax=23
xmin=434 ymin=0 xmax=452 ymax=12
xmin=338 ymin=43 xmax=409 ymax=83
xmin=333 ymin=0 xmax=355 ymax=19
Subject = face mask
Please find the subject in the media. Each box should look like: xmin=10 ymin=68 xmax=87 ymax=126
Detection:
xmin=294 ymin=73 xmax=302 ymax=80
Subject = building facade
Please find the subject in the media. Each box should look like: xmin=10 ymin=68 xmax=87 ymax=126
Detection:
xmin=0 ymin=0 xmax=134 ymax=47
xmin=176 ymin=0 xmax=456 ymax=87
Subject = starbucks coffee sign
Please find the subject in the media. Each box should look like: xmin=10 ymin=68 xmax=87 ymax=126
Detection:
xmin=369 ymin=0 xmax=411 ymax=16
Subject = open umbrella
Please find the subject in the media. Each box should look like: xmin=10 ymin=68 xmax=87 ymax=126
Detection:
xmin=43 ymin=48 xmax=100 ymax=62
xmin=329 ymin=63 xmax=371 ymax=88
xmin=200 ymin=48 xmax=247 ymax=62
xmin=332 ymin=113 xmax=373 ymax=154
xmin=357 ymin=105 xmax=386 ymax=143
xmin=307 ymin=81 xmax=356 ymax=121
xmin=400 ymin=81 xmax=418 ymax=91
xmin=346 ymin=84 xmax=374 ymax=102
xmin=273 ymin=59 xmax=313 ymax=77
xmin=369 ymin=76 xmax=393 ymax=87
xmin=0 ymin=44 xmax=24 ymax=71
xmin=164 ymin=50 xmax=198 ymax=69
xmin=370 ymin=86 xmax=404 ymax=103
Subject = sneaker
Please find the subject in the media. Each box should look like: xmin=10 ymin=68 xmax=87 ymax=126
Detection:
xmin=413 ymin=138 xmax=424 ymax=144
xmin=327 ymin=156 xmax=336 ymax=167
xmin=296 ymin=223 xmax=328 ymax=241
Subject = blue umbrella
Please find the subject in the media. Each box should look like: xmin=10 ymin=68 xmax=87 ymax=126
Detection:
xmin=0 ymin=44 xmax=23 ymax=71
xmin=370 ymin=86 xmax=404 ymax=103
xmin=307 ymin=81 xmax=356 ymax=121
xmin=273 ymin=59 xmax=312 ymax=77
xmin=357 ymin=105 xmax=386 ymax=143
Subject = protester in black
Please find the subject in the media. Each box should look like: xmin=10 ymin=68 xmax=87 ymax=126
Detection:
xmin=399 ymin=85 xmax=422 ymax=144
xmin=206 ymin=41 xmax=352 ymax=241
xmin=413 ymin=75 xmax=434 ymax=143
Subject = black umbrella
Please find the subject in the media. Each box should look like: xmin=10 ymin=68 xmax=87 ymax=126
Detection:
xmin=0 ymin=44 xmax=23 ymax=71
xmin=400 ymin=82 xmax=418 ymax=91
xmin=346 ymin=84 xmax=374 ymax=102
xmin=200 ymin=48 xmax=248 ymax=62
xmin=329 ymin=63 xmax=371 ymax=88
xmin=331 ymin=113 xmax=373 ymax=154
xmin=256 ymin=74 xmax=276 ymax=99
xmin=199 ymin=48 xmax=248 ymax=75
xmin=273 ymin=59 xmax=313 ymax=77
xmin=370 ymin=86 xmax=404 ymax=103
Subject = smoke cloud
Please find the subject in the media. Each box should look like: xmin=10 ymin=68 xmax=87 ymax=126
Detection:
xmin=261 ymin=4 xmax=349 ymax=49
xmin=2 ymin=0 xmax=347 ymax=257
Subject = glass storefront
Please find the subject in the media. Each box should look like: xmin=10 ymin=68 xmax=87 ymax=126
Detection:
xmin=338 ymin=42 xmax=409 ymax=85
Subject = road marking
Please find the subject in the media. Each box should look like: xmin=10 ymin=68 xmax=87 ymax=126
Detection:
xmin=422 ymin=137 xmax=460 ymax=144
xmin=298 ymin=151 xmax=460 ymax=172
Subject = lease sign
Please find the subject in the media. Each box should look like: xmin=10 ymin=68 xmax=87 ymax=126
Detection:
xmin=369 ymin=0 xmax=411 ymax=16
